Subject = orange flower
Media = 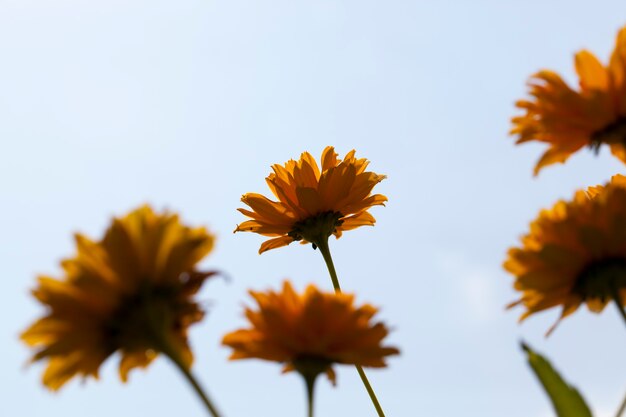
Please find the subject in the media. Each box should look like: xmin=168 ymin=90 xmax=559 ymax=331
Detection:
xmin=21 ymin=205 xmax=216 ymax=390
xmin=504 ymin=175 xmax=626 ymax=334
xmin=511 ymin=26 xmax=626 ymax=175
xmin=222 ymin=281 xmax=399 ymax=383
xmin=234 ymin=146 xmax=387 ymax=253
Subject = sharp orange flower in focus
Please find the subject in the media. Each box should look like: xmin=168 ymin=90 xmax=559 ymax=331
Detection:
xmin=511 ymin=26 xmax=626 ymax=175
xmin=504 ymin=175 xmax=626 ymax=334
xmin=234 ymin=146 xmax=387 ymax=253
xmin=21 ymin=205 xmax=217 ymax=390
xmin=222 ymin=281 xmax=399 ymax=384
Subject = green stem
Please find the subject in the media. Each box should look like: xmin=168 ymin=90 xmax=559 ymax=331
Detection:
xmin=609 ymin=282 xmax=626 ymax=328
xmin=304 ymin=373 xmax=317 ymax=417
xmin=615 ymin=392 xmax=626 ymax=417
xmin=609 ymin=283 xmax=626 ymax=417
xmin=315 ymin=238 xmax=386 ymax=417
xmin=164 ymin=349 xmax=223 ymax=417
xmin=315 ymin=238 xmax=341 ymax=292
xmin=142 ymin=294 xmax=222 ymax=417
xmin=355 ymin=364 xmax=387 ymax=417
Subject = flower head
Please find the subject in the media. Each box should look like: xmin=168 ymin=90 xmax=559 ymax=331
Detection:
xmin=21 ymin=205 xmax=216 ymax=390
xmin=234 ymin=146 xmax=387 ymax=253
xmin=222 ymin=281 xmax=399 ymax=384
xmin=504 ymin=175 xmax=626 ymax=334
xmin=511 ymin=26 xmax=626 ymax=175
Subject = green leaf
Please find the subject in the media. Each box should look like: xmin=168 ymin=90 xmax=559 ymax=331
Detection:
xmin=521 ymin=342 xmax=593 ymax=417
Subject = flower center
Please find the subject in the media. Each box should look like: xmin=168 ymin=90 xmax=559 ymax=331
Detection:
xmin=575 ymin=258 xmax=626 ymax=301
xmin=292 ymin=356 xmax=333 ymax=381
xmin=590 ymin=117 xmax=626 ymax=153
xmin=288 ymin=211 xmax=343 ymax=248
xmin=105 ymin=283 xmax=179 ymax=351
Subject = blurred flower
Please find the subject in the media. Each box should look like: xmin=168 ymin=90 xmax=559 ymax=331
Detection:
xmin=586 ymin=172 xmax=626 ymax=197
xmin=234 ymin=146 xmax=387 ymax=253
xmin=504 ymin=175 xmax=626 ymax=334
xmin=222 ymin=281 xmax=399 ymax=384
xmin=511 ymin=26 xmax=626 ymax=175
xmin=21 ymin=205 xmax=216 ymax=390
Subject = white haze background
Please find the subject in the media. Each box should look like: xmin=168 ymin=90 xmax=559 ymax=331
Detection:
xmin=1 ymin=1 xmax=625 ymax=416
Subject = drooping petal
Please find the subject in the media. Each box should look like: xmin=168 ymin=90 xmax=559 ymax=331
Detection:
xmin=259 ymin=236 xmax=294 ymax=254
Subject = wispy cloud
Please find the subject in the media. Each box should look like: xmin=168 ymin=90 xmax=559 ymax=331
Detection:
xmin=435 ymin=251 xmax=500 ymax=325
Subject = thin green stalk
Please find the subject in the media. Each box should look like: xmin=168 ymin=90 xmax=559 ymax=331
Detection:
xmin=143 ymin=295 xmax=222 ymax=417
xmin=609 ymin=283 xmax=626 ymax=417
xmin=609 ymin=282 xmax=626 ymax=328
xmin=354 ymin=365 xmax=387 ymax=417
xmin=315 ymin=238 xmax=387 ymax=417
xmin=615 ymin=392 xmax=626 ymax=417
xmin=315 ymin=238 xmax=341 ymax=292
xmin=304 ymin=373 xmax=317 ymax=417
xmin=163 ymin=348 xmax=223 ymax=417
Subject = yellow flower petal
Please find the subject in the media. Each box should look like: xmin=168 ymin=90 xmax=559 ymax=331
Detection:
xmin=505 ymin=176 xmax=626 ymax=333
xmin=222 ymin=281 xmax=399 ymax=383
xmin=21 ymin=205 xmax=216 ymax=390
xmin=235 ymin=147 xmax=386 ymax=253
xmin=512 ymin=26 xmax=626 ymax=174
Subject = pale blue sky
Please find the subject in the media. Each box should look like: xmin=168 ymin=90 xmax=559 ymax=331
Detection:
xmin=1 ymin=1 xmax=626 ymax=416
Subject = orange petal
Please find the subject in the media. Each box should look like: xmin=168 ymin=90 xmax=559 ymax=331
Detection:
xmin=575 ymin=50 xmax=609 ymax=91
xmin=259 ymin=236 xmax=294 ymax=254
